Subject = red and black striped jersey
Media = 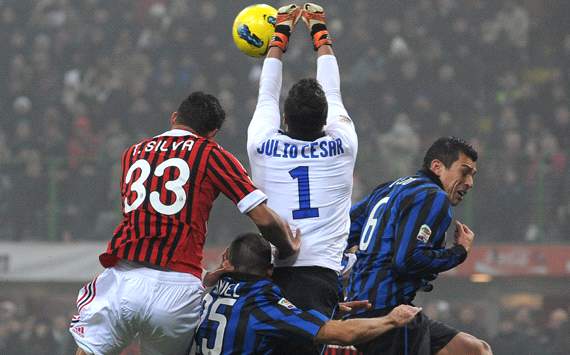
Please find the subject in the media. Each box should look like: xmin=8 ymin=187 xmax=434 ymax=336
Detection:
xmin=99 ymin=129 xmax=267 ymax=278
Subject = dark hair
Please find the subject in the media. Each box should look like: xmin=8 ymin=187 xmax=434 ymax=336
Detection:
xmin=228 ymin=233 xmax=272 ymax=275
xmin=422 ymin=136 xmax=478 ymax=170
xmin=176 ymin=91 xmax=225 ymax=136
xmin=284 ymin=78 xmax=327 ymax=138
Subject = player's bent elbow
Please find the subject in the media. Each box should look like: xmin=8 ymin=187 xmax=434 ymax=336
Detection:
xmin=392 ymin=260 xmax=410 ymax=275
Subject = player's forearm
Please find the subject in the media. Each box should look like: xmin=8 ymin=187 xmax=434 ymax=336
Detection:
xmin=396 ymin=245 xmax=467 ymax=276
xmin=257 ymin=221 xmax=295 ymax=259
xmin=316 ymin=317 xmax=397 ymax=345
xmin=258 ymin=58 xmax=282 ymax=102
xmin=249 ymin=205 xmax=296 ymax=259
xmin=248 ymin=58 xmax=282 ymax=138
xmin=316 ymin=55 xmax=352 ymax=127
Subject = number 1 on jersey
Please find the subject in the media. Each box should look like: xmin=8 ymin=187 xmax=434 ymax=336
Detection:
xmin=289 ymin=166 xmax=319 ymax=219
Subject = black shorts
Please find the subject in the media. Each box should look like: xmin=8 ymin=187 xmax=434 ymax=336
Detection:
xmin=272 ymin=266 xmax=340 ymax=355
xmin=353 ymin=308 xmax=459 ymax=355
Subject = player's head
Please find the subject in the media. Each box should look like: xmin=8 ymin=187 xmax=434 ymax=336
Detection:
xmin=227 ymin=233 xmax=273 ymax=277
xmin=172 ymin=91 xmax=226 ymax=137
xmin=423 ymin=137 xmax=478 ymax=206
xmin=284 ymin=78 xmax=327 ymax=140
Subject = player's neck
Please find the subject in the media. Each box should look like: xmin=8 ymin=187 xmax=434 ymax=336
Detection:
xmin=419 ymin=168 xmax=444 ymax=189
xmin=171 ymin=123 xmax=200 ymax=136
xmin=285 ymin=130 xmax=325 ymax=142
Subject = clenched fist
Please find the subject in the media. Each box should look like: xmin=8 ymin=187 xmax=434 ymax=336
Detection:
xmin=387 ymin=305 xmax=422 ymax=327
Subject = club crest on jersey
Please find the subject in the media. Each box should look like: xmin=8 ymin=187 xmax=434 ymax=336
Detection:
xmin=71 ymin=326 xmax=85 ymax=337
xmin=278 ymin=298 xmax=296 ymax=310
xmin=417 ymin=224 xmax=432 ymax=243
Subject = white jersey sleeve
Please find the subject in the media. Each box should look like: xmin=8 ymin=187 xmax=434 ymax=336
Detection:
xmin=317 ymin=55 xmax=358 ymax=159
xmin=247 ymin=58 xmax=283 ymax=151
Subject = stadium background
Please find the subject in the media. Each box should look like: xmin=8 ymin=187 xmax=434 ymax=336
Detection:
xmin=0 ymin=0 xmax=568 ymax=354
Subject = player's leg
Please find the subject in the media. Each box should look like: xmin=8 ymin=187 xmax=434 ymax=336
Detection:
xmin=436 ymin=332 xmax=493 ymax=355
xmin=69 ymin=269 xmax=131 ymax=355
xmin=137 ymin=270 xmax=205 ymax=355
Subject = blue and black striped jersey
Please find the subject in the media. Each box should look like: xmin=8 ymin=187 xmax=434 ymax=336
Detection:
xmin=345 ymin=171 xmax=467 ymax=312
xmin=195 ymin=274 xmax=328 ymax=355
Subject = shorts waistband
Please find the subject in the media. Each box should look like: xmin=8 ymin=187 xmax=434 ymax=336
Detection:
xmin=114 ymin=260 xmax=202 ymax=284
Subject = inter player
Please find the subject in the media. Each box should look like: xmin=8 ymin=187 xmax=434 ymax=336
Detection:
xmin=195 ymin=233 xmax=422 ymax=355
xmin=69 ymin=92 xmax=300 ymax=355
xmin=345 ymin=137 xmax=492 ymax=354
xmin=247 ymin=5 xmax=356 ymax=352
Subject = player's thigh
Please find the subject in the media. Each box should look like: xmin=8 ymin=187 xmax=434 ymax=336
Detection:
xmin=69 ymin=268 xmax=131 ymax=355
xmin=436 ymin=332 xmax=492 ymax=355
xmin=139 ymin=280 xmax=205 ymax=355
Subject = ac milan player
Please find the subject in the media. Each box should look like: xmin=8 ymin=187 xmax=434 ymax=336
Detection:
xmin=69 ymin=92 xmax=300 ymax=355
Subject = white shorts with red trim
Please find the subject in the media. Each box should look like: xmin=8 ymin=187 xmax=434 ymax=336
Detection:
xmin=69 ymin=260 xmax=204 ymax=355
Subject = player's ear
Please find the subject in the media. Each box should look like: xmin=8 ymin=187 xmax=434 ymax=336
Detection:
xmin=205 ymin=128 xmax=219 ymax=138
xmin=170 ymin=112 xmax=178 ymax=125
xmin=430 ymin=159 xmax=445 ymax=177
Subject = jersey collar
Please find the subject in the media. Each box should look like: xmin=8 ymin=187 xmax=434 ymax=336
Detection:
xmin=418 ymin=169 xmax=444 ymax=190
xmin=155 ymin=128 xmax=198 ymax=138
xmin=223 ymin=272 xmax=270 ymax=282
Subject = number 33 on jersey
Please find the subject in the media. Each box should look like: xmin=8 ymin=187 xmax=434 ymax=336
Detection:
xmin=100 ymin=130 xmax=266 ymax=278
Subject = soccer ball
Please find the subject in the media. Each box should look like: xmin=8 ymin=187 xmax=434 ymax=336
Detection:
xmin=232 ymin=4 xmax=277 ymax=58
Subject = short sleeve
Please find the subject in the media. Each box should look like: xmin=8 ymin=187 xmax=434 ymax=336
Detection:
xmin=207 ymin=147 xmax=267 ymax=213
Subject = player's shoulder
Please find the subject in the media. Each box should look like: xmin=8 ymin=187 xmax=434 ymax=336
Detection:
xmin=240 ymin=279 xmax=282 ymax=305
xmin=393 ymin=173 xmax=447 ymax=202
xmin=205 ymin=139 xmax=236 ymax=157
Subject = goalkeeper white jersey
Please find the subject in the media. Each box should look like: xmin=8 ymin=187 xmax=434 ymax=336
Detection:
xmin=247 ymin=56 xmax=357 ymax=272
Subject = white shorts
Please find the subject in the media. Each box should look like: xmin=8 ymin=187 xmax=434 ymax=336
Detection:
xmin=69 ymin=260 xmax=204 ymax=355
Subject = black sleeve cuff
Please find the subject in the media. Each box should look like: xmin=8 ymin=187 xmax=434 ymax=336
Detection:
xmin=450 ymin=244 xmax=468 ymax=263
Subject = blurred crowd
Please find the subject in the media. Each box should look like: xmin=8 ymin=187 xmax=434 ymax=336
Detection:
xmin=0 ymin=0 xmax=569 ymax=244
xmin=1 ymin=295 xmax=568 ymax=355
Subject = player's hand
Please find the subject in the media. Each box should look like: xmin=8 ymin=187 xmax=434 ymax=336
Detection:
xmin=275 ymin=4 xmax=302 ymax=30
xmin=454 ymin=220 xmax=475 ymax=253
xmin=386 ymin=305 xmax=421 ymax=327
xmin=300 ymin=3 xmax=327 ymax=30
xmin=203 ymin=248 xmax=235 ymax=287
xmin=289 ymin=227 xmax=302 ymax=255
xmin=337 ymin=300 xmax=371 ymax=315
xmin=268 ymin=4 xmax=302 ymax=53
xmin=276 ymin=226 xmax=301 ymax=260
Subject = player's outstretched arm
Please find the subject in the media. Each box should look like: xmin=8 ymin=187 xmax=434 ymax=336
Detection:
xmin=247 ymin=5 xmax=301 ymax=147
xmin=247 ymin=202 xmax=301 ymax=259
xmin=302 ymin=3 xmax=355 ymax=142
xmin=315 ymin=305 xmax=421 ymax=345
